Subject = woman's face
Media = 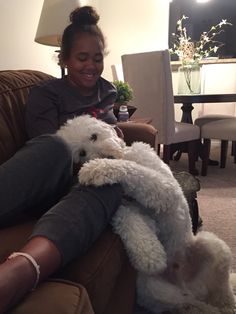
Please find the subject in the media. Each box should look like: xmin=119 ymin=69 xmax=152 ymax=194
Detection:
xmin=65 ymin=33 xmax=104 ymax=95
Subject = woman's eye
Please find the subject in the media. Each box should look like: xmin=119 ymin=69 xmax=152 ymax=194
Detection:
xmin=90 ymin=133 xmax=97 ymax=142
xmin=76 ymin=53 xmax=87 ymax=62
xmin=78 ymin=56 xmax=87 ymax=62
xmin=94 ymin=54 xmax=104 ymax=63
xmin=76 ymin=53 xmax=103 ymax=63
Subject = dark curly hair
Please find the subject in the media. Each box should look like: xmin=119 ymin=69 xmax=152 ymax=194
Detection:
xmin=60 ymin=6 xmax=106 ymax=63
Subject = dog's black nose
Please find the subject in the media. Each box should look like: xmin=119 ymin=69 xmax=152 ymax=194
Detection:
xmin=79 ymin=149 xmax=86 ymax=157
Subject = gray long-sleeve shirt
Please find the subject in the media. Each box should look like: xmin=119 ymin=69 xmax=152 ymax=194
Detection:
xmin=25 ymin=76 xmax=117 ymax=139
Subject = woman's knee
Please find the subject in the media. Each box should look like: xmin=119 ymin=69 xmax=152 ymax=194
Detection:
xmin=31 ymin=183 xmax=123 ymax=265
xmin=27 ymin=134 xmax=72 ymax=168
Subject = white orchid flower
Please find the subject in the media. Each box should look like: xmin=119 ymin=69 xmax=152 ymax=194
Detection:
xmin=169 ymin=15 xmax=232 ymax=62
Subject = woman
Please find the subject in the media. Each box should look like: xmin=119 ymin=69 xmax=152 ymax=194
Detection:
xmin=0 ymin=6 xmax=123 ymax=312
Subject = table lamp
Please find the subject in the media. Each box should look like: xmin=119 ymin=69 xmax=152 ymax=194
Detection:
xmin=35 ymin=0 xmax=81 ymax=76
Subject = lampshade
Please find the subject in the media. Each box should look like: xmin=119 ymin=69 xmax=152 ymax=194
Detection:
xmin=35 ymin=0 xmax=81 ymax=47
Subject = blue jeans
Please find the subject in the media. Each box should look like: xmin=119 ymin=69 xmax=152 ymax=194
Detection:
xmin=0 ymin=135 xmax=122 ymax=265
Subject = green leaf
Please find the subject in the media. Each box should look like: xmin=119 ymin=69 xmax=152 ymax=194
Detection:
xmin=113 ymin=80 xmax=134 ymax=104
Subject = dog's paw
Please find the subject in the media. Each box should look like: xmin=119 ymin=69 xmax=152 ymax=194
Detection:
xmin=79 ymin=158 xmax=124 ymax=186
xmin=79 ymin=159 xmax=112 ymax=186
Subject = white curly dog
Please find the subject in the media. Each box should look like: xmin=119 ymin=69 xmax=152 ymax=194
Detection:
xmin=57 ymin=115 xmax=236 ymax=314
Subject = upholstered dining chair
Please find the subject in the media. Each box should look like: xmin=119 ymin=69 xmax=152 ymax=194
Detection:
xmin=121 ymin=49 xmax=200 ymax=175
xmin=111 ymin=64 xmax=124 ymax=81
xmin=201 ymin=118 xmax=236 ymax=176
xmin=194 ymin=63 xmax=236 ymax=166
xmin=195 ymin=115 xmax=236 ymax=165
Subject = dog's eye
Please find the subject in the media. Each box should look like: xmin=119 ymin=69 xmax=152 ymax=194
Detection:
xmin=90 ymin=133 xmax=97 ymax=142
xmin=79 ymin=149 xmax=86 ymax=157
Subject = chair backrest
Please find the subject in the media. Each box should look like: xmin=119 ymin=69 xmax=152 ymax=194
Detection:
xmin=121 ymin=49 xmax=175 ymax=144
xmin=111 ymin=64 xmax=124 ymax=81
xmin=200 ymin=64 xmax=236 ymax=117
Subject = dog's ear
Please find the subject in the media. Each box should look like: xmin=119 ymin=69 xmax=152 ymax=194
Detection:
xmin=104 ymin=123 xmax=120 ymax=136
xmin=71 ymin=145 xmax=86 ymax=164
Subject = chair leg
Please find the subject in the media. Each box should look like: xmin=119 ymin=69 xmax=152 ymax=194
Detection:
xmin=231 ymin=141 xmax=235 ymax=156
xmin=234 ymin=143 xmax=236 ymax=164
xmin=163 ymin=145 xmax=171 ymax=164
xmin=201 ymin=138 xmax=211 ymax=176
xmin=188 ymin=140 xmax=199 ymax=176
xmin=157 ymin=144 xmax=161 ymax=156
xmin=232 ymin=141 xmax=236 ymax=163
xmin=220 ymin=140 xmax=228 ymax=168
xmin=195 ymin=139 xmax=202 ymax=162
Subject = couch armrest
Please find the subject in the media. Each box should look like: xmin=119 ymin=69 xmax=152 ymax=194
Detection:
xmin=10 ymin=280 xmax=94 ymax=314
xmin=59 ymin=226 xmax=136 ymax=314
xmin=118 ymin=122 xmax=157 ymax=148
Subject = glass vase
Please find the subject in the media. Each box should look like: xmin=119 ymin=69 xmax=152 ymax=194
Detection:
xmin=178 ymin=63 xmax=201 ymax=94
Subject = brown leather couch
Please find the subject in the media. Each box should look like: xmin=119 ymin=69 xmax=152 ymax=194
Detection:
xmin=0 ymin=70 xmax=157 ymax=314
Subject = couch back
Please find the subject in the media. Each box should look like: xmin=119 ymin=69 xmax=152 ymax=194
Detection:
xmin=0 ymin=70 xmax=53 ymax=165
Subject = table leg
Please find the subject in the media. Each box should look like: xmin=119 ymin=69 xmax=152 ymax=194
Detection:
xmin=181 ymin=102 xmax=194 ymax=124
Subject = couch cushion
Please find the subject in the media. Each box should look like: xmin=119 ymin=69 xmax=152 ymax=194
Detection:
xmin=59 ymin=225 xmax=136 ymax=313
xmin=10 ymin=280 xmax=94 ymax=314
xmin=0 ymin=221 xmax=36 ymax=262
xmin=0 ymin=70 xmax=53 ymax=165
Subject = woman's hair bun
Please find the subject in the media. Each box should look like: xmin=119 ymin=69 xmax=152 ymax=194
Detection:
xmin=70 ymin=6 xmax=100 ymax=26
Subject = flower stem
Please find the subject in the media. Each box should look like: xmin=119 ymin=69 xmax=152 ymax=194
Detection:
xmin=183 ymin=66 xmax=194 ymax=93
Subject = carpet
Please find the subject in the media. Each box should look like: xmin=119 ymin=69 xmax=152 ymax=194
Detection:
xmin=170 ymin=142 xmax=236 ymax=272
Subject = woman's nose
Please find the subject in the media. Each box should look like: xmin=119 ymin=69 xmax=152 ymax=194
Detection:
xmin=84 ymin=58 xmax=96 ymax=69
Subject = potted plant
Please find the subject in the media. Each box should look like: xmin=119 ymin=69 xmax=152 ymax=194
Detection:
xmin=112 ymin=80 xmax=136 ymax=118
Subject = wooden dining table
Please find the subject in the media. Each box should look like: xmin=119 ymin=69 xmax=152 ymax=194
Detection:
xmin=174 ymin=93 xmax=236 ymax=124
xmin=172 ymin=93 xmax=236 ymax=165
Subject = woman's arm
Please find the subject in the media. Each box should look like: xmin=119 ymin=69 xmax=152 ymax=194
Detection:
xmin=25 ymin=84 xmax=59 ymax=139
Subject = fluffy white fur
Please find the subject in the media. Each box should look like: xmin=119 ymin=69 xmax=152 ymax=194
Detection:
xmin=57 ymin=115 xmax=236 ymax=314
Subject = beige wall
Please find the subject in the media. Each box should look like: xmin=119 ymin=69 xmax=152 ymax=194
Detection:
xmin=0 ymin=0 xmax=60 ymax=77
xmin=97 ymin=0 xmax=170 ymax=80
xmin=0 ymin=0 xmax=170 ymax=79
